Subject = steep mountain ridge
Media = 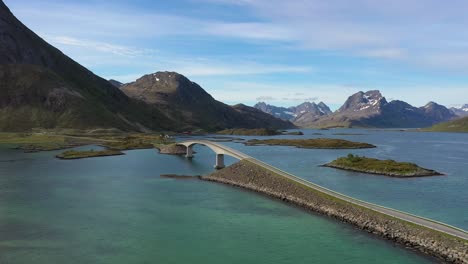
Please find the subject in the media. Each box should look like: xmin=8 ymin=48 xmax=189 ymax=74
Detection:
xmin=121 ymin=72 xmax=294 ymax=130
xmin=0 ymin=0 xmax=175 ymax=131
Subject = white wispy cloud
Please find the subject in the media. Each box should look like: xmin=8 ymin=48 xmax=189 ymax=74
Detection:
xmin=50 ymin=36 xmax=157 ymax=57
xmin=196 ymin=0 xmax=468 ymax=70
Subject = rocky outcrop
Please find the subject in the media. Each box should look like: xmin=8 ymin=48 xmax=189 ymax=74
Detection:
xmin=202 ymin=160 xmax=468 ymax=264
xmin=157 ymin=144 xmax=187 ymax=155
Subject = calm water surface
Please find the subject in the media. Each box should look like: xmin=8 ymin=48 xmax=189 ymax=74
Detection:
xmin=206 ymin=129 xmax=468 ymax=230
xmin=1 ymin=129 xmax=465 ymax=264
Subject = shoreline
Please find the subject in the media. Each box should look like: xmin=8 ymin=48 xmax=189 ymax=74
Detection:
xmin=201 ymin=160 xmax=468 ymax=264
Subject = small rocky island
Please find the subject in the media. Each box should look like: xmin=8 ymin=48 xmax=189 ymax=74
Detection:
xmin=244 ymin=138 xmax=376 ymax=149
xmin=324 ymin=154 xmax=443 ymax=177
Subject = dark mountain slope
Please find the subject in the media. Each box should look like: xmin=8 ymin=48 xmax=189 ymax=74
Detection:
xmin=0 ymin=1 xmax=175 ymax=131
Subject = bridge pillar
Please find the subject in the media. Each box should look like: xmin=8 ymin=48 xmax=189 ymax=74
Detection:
xmin=185 ymin=145 xmax=193 ymax=158
xmin=214 ymin=154 xmax=225 ymax=169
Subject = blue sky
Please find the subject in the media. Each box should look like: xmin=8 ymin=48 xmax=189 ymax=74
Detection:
xmin=5 ymin=0 xmax=468 ymax=109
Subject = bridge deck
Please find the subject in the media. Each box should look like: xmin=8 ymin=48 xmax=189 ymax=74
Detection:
xmin=179 ymin=140 xmax=468 ymax=240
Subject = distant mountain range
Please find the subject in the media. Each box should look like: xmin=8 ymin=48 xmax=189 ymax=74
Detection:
xmin=254 ymin=102 xmax=332 ymax=123
xmin=255 ymin=90 xmax=457 ymax=128
xmin=450 ymin=104 xmax=468 ymax=117
xmin=0 ymin=1 xmax=291 ymax=132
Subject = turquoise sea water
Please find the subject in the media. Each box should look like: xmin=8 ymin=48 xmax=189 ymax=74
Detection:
xmin=1 ymin=129 xmax=466 ymax=263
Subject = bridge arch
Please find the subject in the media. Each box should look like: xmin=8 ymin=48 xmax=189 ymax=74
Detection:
xmin=176 ymin=140 xmax=247 ymax=169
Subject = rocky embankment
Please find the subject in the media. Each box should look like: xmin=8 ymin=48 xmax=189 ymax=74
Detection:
xmin=201 ymin=160 xmax=468 ymax=264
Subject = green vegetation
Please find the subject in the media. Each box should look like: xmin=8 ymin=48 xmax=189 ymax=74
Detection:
xmin=423 ymin=117 xmax=468 ymax=133
xmin=0 ymin=132 xmax=102 ymax=152
xmin=116 ymin=134 xmax=174 ymax=149
xmin=1 ymin=132 xmax=175 ymax=160
xmin=56 ymin=149 xmax=124 ymax=159
xmin=217 ymin=128 xmax=282 ymax=136
xmin=244 ymin=138 xmax=376 ymax=149
xmin=325 ymin=154 xmax=442 ymax=177
xmin=102 ymin=136 xmax=156 ymax=150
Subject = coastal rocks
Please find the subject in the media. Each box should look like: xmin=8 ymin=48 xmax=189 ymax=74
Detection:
xmin=201 ymin=160 xmax=468 ymax=264
xmin=158 ymin=144 xmax=187 ymax=155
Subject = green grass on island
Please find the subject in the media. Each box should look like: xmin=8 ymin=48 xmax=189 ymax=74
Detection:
xmin=217 ymin=128 xmax=303 ymax=136
xmin=423 ymin=116 xmax=468 ymax=133
xmin=324 ymin=154 xmax=443 ymax=177
xmin=244 ymin=138 xmax=376 ymax=149
xmin=56 ymin=149 xmax=124 ymax=160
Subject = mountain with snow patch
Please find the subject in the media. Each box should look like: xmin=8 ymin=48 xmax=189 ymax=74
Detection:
xmin=254 ymin=101 xmax=332 ymax=123
xmin=450 ymin=104 xmax=468 ymax=117
xmin=300 ymin=90 xmax=456 ymax=128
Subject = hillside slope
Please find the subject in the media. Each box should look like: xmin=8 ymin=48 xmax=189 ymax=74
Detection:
xmin=0 ymin=1 xmax=176 ymax=131
xmin=424 ymin=116 xmax=468 ymax=133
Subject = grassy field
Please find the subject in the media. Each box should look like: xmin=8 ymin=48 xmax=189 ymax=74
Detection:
xmin=325 ymin=154 xmax=442 ymax=177
xmin=424 ymin=116 xmax=468 ymax=133
xmin=56 ymin=149 xmax=124 ymax=159
xmin=244 ymin=138 xmax=376 ymax=149
xmin=0 ymin=132 xmax=103 ymax=152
